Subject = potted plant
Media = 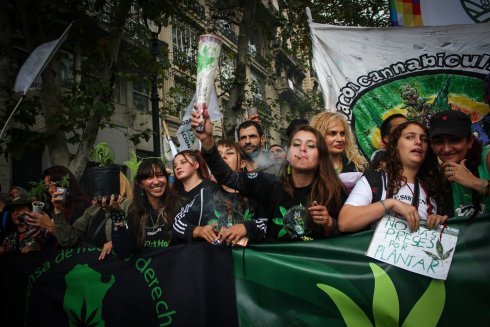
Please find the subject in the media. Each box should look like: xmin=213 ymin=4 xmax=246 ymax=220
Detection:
xmin=86 ymin=142 xmax=120 ymax=202
xmin=28 ymin=179 xmax=48 ymax=212
xmin=123 ymin=151 xmax=142 ymax=184
xmin=55 ymin=173 xmax=70 ymax=204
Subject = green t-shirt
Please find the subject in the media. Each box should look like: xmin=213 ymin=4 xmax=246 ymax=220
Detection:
xmin=452 ymin=146 xmax=490 ymax=217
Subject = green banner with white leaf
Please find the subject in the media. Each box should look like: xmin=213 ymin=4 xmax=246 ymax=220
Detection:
xmin=233 ymin=215 xmax=490 ymax=326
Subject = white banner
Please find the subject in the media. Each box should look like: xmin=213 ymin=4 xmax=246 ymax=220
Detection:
xmin=176 ymin=85 xmax=221 ymax=152
xmin=309 ymin=22 xmax=490 ymax=158
xmin=366 ymin=216 xmax=459 ymax=280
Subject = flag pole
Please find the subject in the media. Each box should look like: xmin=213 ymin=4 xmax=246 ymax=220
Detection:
xmin=0 ymin=95 xmax=25 ymax=140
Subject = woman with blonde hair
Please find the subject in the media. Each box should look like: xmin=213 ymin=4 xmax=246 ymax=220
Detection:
xmin=310 ymin=112 xmax=367 ymax=173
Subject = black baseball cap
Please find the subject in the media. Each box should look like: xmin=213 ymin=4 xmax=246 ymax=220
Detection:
xmin=429 ymin=110 xmax=472 ymax=139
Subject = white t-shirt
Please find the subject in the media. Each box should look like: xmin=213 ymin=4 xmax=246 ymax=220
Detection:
xmin=345 ymin=175 xmax=437 ymax=222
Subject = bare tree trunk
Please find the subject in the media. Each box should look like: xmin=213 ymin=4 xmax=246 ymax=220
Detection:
xmin=222 ymin=0 xmax=257 ymax=140
xmin=68 ymin=0 xmax=132 ymax=179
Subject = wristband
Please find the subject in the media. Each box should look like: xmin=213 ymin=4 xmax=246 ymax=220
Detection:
xmin=111 ymin=210 xmax=127 ymax=231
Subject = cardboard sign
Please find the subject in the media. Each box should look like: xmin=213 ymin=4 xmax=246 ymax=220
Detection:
xmin=366 ymin=215 xmax=459 ymax=280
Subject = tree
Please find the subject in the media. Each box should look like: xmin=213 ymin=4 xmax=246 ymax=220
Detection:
xmin=0 ymin=0 xmax=174 ymax=178
xmin=207 ymin=0 xmax=389 ymax=140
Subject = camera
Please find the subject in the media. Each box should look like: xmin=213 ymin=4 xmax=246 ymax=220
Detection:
xmin=17 ymin=213 xmax=29 ymax=224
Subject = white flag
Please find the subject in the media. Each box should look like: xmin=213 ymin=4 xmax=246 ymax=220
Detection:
xmin=14 ymin=23 xmax=72 ymax=95
xmin=177 ymin=85 xmax=221 ymax=151
xmin=162 ymin=135 xmax=178 ymax=168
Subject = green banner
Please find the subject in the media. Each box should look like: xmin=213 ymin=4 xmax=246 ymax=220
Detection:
xmin=233 ymin=215 xmax=490 ymax=326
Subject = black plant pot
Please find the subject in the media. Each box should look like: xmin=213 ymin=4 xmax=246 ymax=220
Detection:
xmin=87 ymin=165 xmax=120 ymax=201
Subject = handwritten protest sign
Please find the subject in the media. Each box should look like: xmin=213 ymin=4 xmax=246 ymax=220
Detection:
xmin=366 ymin=215 xmax=459 ymax=280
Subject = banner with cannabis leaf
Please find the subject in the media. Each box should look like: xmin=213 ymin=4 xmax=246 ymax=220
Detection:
xmin=1 ymin=216 xmax=489 ymax=326
xmin=309 ymin=22 xmax=490 ymax=159
xmin=234 ymin=215 xmax=490 ymax=326
xmin=0 ymin=243 xmax=237 ymax=327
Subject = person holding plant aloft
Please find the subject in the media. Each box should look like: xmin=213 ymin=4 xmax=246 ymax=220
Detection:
xmin=111 ymin=158 xmax=182 ymax=258
xmin=191 ymin=106 xmax=346 ymax=241
xmin=338 ymin=121 xmax=448 ymax=233
xmin=43 ymin=166 xmax=90 ymax=224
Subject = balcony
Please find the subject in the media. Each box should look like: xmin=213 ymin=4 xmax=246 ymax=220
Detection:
xmin=217 ymin=24 xmax=238 ymax=44
xmin=181 ymin=0 xmax=205 ymax=20
xmin=275 ymin=76 xmax=305 ymax=104
xmin=172 ymin=48 xmax=196 ymax=73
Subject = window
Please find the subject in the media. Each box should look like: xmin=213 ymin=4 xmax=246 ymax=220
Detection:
xmin=250 ymin=70 xmax=266 ymax=105
xmin=133 ymin=80 xmax=150 ymax=112
xmin=173 ymin=80 xmax=193 ymax=120
xmin=219 ymin=49 xmax=235 ymax=90
xmin=172 ymin=21 xmax=199 ymax=68
xmin=112 ymin=78 xmax=127 ymax=105
xmin=59 ymin=50 xmax=74 ymax=87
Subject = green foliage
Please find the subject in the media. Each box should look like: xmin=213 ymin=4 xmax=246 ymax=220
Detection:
xmin=58 ymin=174 xmax=71 ymax=188
xmin=123 ymin=151 xmax=143 ymax=183
xmin=90 ymin=142 xmax=115 ymax=166
xmin=28 ymin=179 xmax=48 ymax=200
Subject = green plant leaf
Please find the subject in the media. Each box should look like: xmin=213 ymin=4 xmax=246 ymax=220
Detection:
xmin=279 ymin=206 xmax=288 ymax=216
xmin=123 ymin=151 xmax=142 ymax=183
xmin=436 ymin=240 xmax=444 ymax=258
xmin=278 ymin=228 xmax=287 ymax=238
xmin=423 ymin=251 xmax=440 ymax=261
xmin=317 ymin=283 xmax=373 ymax=327
xmin=442 ymin=247 xmax=454 ymax=260
xmin=402 ymin=280 xmax=446 ymax=327
xmin=273 ymin=218 xmax=283 ymax=226
xmin=370 ymin=263 xmax=399 ymax=327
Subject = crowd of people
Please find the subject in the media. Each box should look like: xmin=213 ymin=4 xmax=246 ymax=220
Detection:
xmin=1 ymin=102 xmax=489 ymax=258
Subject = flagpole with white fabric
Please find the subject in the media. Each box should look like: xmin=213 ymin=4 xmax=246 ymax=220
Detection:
xmin=0 ymin=22 xmax=72 ymax=140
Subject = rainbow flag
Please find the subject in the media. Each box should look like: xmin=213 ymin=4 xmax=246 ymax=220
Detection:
xmin=390 ymin=0 xmax=488 ymax=26
xmin=390 ymin=0 xmax=423 ymax=26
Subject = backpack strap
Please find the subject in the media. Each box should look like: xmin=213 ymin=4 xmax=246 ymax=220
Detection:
xmin=363 ymin=170 xmax=386 ymax=204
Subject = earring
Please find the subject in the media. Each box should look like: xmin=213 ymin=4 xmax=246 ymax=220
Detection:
xmin=287 ymin=164 xmax=292 ymax=175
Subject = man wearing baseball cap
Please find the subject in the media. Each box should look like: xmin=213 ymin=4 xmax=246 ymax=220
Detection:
xmin=0 ymin=187 xmax=44 ymax=254
xmin=429 ymin=110 xmax=490 ymax=219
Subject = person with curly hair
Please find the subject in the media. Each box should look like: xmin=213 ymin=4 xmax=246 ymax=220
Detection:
xmin=339 ymin=121 xmax=448 ymax=233
xmin=310 ymin=112 xmax=367 ymax=173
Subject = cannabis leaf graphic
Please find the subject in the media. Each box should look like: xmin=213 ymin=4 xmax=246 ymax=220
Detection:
xmin=273 ymin=206 xmax=288 ymax=238
xmin=68 ymin=298 xmax=99 ymax=327
xmin=317 ymin=263 xmax=446 ymax=327
xmin=197 ymin=46 xmax=216 ymax=73
xmin=423 ymin=239 xmax=454 ymax=267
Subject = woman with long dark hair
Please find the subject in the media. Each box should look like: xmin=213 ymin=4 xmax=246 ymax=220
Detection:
xmin=339 ymin=121 xmax=447 ymax=233
xmin=191 ymin=109 xmax=346 ymax=241
xmin=111 ymin=158 xmax=181 ymax=257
